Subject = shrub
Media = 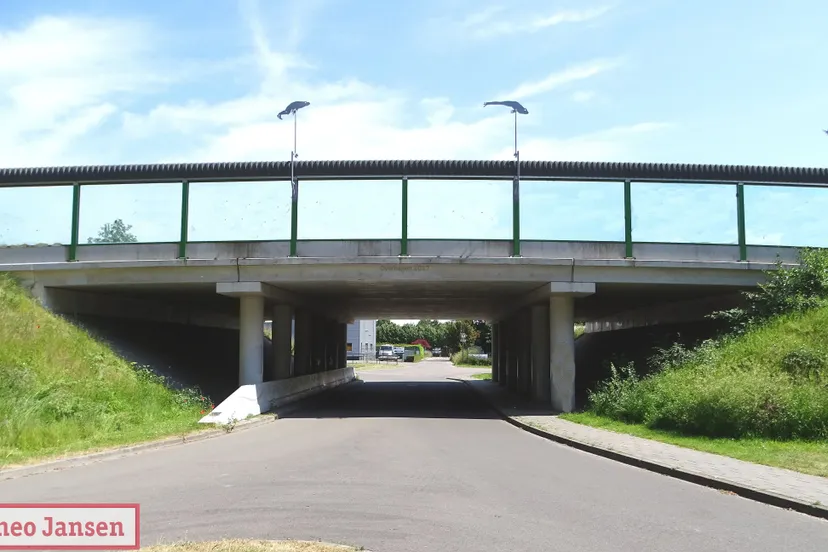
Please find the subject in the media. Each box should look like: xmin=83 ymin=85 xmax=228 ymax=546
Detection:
xmin=709 ymin=248 xmax=828 ymax=333
xmin=780 ymin=347 xmax=826 ymax=382
xmin=451 ymin=349 xmax=491 ymax=366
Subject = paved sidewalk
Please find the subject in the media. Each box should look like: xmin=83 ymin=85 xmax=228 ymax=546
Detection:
xmin=459 ymin=377 xmax=828 ymax=520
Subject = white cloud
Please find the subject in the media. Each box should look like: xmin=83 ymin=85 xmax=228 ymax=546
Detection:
xmin=0 ymin=9 xmax=671 ymax=246
xmin=461 ymin=5 xmax=612 ymax=39
xmin=500 ymin=58 xmax=621 ymax=100
xmin=0 ymin=15 xmax=166 ymax=166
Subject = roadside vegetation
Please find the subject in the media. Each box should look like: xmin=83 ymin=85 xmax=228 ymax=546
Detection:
xmin=0 ymin=273 xmax=212 ymax=467
xmin=451 ymin=348 xmax=492 ymax=367
xmin=565 ymin=248 xmax=828 ymax=476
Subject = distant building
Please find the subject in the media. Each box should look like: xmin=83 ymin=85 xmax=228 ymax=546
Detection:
xmin=347 ymin=319 xmax=376 ymax=360
xmin=265 ymin=318 xmax=376 ymax=360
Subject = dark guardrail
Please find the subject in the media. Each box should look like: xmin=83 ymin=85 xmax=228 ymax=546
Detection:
xmin=1 ymin=159 xmax=827 ymax=187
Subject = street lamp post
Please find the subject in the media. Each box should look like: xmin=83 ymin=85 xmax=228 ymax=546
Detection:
xmin=484 ymin=100 xmax=528 ymax=257
xmin=278 ymin=100 xmax=310 ymax=256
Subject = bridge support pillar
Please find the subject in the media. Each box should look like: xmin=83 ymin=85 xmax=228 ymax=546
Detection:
xmin=238 ymin=294 xmax=265 ymax=386
xmin=531 ymin=303 xmax=551 ymax=403
xmin=268 ymin=304 xmax=293 ymax=381
xmin=518 ymin=308 xmax=533 ymax=397
xmin=294 ymin=308 xmax=313 ymax=376
xmin=490 ymin=322 xmax=500 ymax=383
xmin=335 ymin=322 xmax=347 ymax=370
xmin=549 ymin=295 xmax=576 ymax=413
xmin=506 ymin=316 xmax=518 ymax=392
xmin=497 ymin=322 xmax=508 ymax=385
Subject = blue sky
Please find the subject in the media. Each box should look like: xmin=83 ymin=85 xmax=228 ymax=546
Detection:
xmin=2 ymin=0 xmax=828 ymax=249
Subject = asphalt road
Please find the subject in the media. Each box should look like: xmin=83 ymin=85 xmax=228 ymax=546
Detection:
xmin=2 ymin=359 xmax=826 ymax=552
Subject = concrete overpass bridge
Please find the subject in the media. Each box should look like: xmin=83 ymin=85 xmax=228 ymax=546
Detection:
xmin=1 ymin=159 xmax=825 ymax=414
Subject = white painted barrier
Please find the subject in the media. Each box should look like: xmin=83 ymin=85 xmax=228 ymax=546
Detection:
xmin=199 ymin=366 xmax=355 ymax=425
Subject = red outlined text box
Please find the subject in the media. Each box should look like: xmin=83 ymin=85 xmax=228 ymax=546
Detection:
xmin=0 ymin=504 xmax=140 ymax=550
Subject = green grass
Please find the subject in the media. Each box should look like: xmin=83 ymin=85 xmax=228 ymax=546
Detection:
xmin=584 ymin=304 xmax=828 ymax=442
xmin=350 ymin=361 xmax=403 ymax=371
xmin=0 ymin=274 xmax=211 ymax=467
xmin=470 ymin=372 xmax=492 ymax=380
xmin=561 ymin=411 xmax=828 ymax=478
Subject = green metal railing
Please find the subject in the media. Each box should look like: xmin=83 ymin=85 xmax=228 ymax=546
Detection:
xmin=0 ymin=174 xmax=819 ymax=263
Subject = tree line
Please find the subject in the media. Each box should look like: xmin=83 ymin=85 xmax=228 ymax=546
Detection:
xmin=377 ymin=319 xmax=492 ymax=354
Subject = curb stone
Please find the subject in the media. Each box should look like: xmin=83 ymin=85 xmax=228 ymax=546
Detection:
xmin=454 ymin=378 xmax=828 ymax=521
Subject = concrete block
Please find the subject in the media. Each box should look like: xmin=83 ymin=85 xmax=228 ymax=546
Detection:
xmin=199 ymin=367 xmax=355 ymax=425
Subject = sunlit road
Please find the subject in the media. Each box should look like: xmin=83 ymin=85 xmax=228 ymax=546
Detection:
xmin=1 ymin=359 xmax=825 ymax=551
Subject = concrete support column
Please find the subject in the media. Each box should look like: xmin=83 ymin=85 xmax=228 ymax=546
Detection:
xmin=325 ymin=319 xmax=338 ymax=371
xmin=267 ymin=304 xmax=293 ymax=381
xmin=310 ymin=314 xmax=325 ymax=373
xmin=336 ymin=322 xmax=347 ymax=369
xmin=491 ymin=322 xmax=500 ymax=383
xmin=506 ymin=316 xmax=518 ymax=391
xmin=518 ymin=308 xmax=533 ymax=397
xmin=531 ymin=303 xmax=551 ymax=402
xmin=293 ymin=308 xmax=312 ymax=376
xmin=549 ymin=295 xmax=576 ymax=412
xmin=238 ymin=294 xmax=265 ymax=386
xmin=498 ymin=322 xmax=508 ymax=385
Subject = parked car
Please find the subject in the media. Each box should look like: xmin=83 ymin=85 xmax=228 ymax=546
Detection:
xmin=377 ymin=344 xmax=398 ymax=362
xmin=393 ymin=346 xmax=405 ymax=359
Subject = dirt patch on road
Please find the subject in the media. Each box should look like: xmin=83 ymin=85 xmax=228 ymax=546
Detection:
xmin=142 ymin=539 xmax=363 ymax=552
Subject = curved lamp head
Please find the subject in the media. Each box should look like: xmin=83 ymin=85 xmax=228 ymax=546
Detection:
xmin=278 ymin=100 xmax=310 ymax=120
xmin=483 ymin=100 xmax=528 ymax=114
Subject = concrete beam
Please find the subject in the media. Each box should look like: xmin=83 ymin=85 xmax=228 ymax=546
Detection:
xmin=496 ymin=281 xmax=596 ymax=320
xmin=584 ymin=292 xmax=743 ymax=332
xmin=217 ymin=281 xmax=350 ymax=323
xmin=216 ymin=281 xmax=302 ymax=304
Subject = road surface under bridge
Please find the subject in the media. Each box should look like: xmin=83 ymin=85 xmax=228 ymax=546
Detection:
xmin=1 ymin=360 xmax=825 ymax=552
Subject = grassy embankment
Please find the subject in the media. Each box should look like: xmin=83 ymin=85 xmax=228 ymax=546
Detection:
xmin=563 ymin=249 xmax=828 ymax=477
xmin=0 ymin=274 xmax=212 ymax=468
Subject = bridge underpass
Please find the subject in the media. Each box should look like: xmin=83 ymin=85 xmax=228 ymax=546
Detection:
xmin=15 ymin=255 xmax=771 ymax=418
xmin=2 ymin=158 xmax=824 ymax=419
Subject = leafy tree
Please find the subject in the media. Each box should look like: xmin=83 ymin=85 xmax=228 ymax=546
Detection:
xmin=444 ymin=319 xmax=480 ymax=353
xmin=87 ymin=218 xmax=138 ymax=244
xmin=411 ymin=338 xmax=431 ymax=350
xmin=375 ymin=318 xmax=492 ymax=353
xmin=473 ymin=320 xmax=492 ymax=353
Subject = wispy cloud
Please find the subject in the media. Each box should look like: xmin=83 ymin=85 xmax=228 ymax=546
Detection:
xmin=500 ymin=58 xmax=621 ymax=100
xmin=462 ymin=5 xmax=612 ymax=39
